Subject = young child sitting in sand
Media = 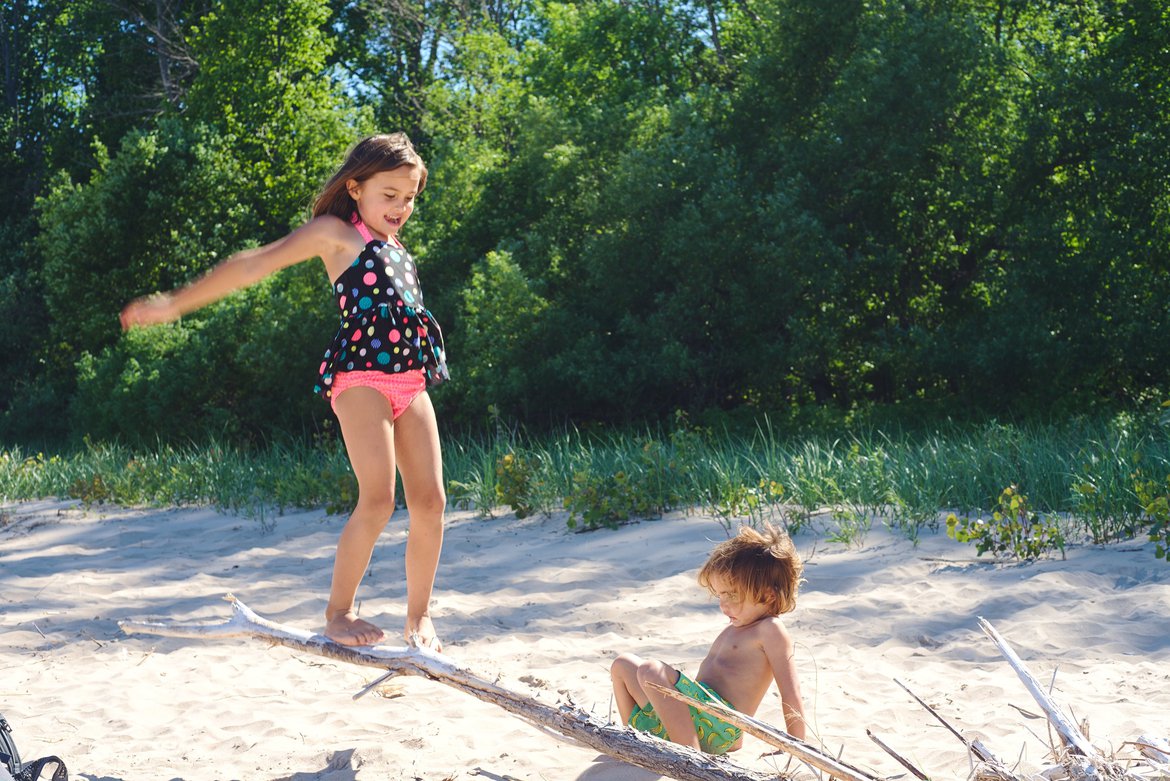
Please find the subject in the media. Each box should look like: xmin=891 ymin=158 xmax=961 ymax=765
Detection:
xmin=610 ymin=524 xmax=806 ymax=754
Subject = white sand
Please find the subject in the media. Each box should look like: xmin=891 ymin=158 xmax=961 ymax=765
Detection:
xmin=2 ymin=499 xmax=1168 ymax=780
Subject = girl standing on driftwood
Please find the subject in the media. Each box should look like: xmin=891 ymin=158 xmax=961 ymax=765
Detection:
xmin=120 ymin=133 xmax=449 ymax=650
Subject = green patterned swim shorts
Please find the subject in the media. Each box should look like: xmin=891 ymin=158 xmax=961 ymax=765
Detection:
xmin=627 ymin=671 xmax=742 ymax=755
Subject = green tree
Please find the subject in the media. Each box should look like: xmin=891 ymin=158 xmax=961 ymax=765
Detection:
xmin=12 ymin=0 xmax=1170 ymax=442
xmin=327 ymin=0 xmax=535 ymax=135
xmin=35 ymin=0 xmax=366 ymax=443
xmin=422 ymin=0 xmax=725 ymax=421
xmin=184 ymin=0 xmax=368 ymax=228
xmin=1 ymin=1 xmax=109 ymax=435
xmin=979 ymin=0 xmax=1170 ymax=408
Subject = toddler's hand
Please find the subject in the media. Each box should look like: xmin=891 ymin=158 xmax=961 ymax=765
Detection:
xmin=120 ymin=294 xmax=178 ymax=330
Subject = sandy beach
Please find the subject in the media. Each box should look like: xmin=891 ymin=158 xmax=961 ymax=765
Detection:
xmin=2 ymin=498 xmax=1168 ymax=780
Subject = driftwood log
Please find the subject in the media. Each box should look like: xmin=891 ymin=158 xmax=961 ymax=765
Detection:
xmin=866 ymin=620 xmax=1166 ymax=781
xmin=119 ymin=596 xmax=783 ymax=781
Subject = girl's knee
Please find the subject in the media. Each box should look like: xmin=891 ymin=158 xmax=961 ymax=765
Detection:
xmin=353 ymin=492 xmax=396 ymax=525
xmin=407 ymin=485 xmax=446 ymax=518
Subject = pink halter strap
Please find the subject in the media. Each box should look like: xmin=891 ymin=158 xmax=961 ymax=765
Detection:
xmin=350 ymin=212 xmax=375 ymax=243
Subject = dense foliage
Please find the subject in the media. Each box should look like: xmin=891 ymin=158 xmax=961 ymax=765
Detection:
xmin=3 ymin=0 xmax=1168 ymax=444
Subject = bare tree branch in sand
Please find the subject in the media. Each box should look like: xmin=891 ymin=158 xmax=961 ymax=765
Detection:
xmin=892 ymin=677 xmax=1021 ymax=781
xmin=887 ymin=618 xmax=1164 ymax=781
xmin=865 ymin=728 xmax=929 ymax=781
xmin=644 ymin=681 xmax=881 ymax=781
xmin=119 ymin=595 xmax=784 ymax=781
xmin=976 ymin=616 xmax=1154 ymax=781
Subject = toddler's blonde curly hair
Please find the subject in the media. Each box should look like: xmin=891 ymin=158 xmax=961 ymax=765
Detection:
xmin=698 ymin=524 xmax=803 ymax=615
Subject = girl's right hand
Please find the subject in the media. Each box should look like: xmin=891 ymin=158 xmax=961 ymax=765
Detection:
xmin=120 ymin=293 xmax=180 ymax=331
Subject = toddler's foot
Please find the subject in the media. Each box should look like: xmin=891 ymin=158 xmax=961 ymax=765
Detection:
xmin=406 ymin=614 xmax=442 ymax=652
xmin=325 ymin=610 xmax=385 ymax=647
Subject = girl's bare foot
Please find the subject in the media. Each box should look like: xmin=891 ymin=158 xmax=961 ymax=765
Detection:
xmin=325 ymin=609 xmax=385 ymax=646
xmin=406 ymin=614 xmax=442 ymax=652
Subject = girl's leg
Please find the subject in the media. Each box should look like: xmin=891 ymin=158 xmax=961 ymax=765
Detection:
xmin=390 ymin=391 xmax=445 ymax=649
xmin=610 ymin=653 xmax=647 ymax=723
xmin=637 ymin=659 xmax=701 ymax=750
xmin=327 ymin=386 xmax=398 ymax=646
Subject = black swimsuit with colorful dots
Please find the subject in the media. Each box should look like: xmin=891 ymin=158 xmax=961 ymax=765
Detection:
xmin=314 ymin=217 xmax=449 ymax=400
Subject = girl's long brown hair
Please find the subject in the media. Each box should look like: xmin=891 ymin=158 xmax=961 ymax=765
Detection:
xmin=312 ymin=133 xmax=428 ymax=219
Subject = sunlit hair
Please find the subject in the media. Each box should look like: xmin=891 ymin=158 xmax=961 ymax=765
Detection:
xmin=312 ymin=132 xmax=428 ymax=220
xmin=697 ymin=523 xmax=803 ymax=616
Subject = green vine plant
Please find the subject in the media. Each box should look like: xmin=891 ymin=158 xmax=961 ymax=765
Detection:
xmin=495 ymin=452 xmax=535 ymax=518
xmin=564 ymin=439 xmax=686 ymax=531
xmin=707 ymin=478 xmax=787 ymax=535
xmin=1133 ymin=472 xmax=1170 ymax=562
xmin=825 ymin=507 xmax=873 ymax=549
xmin=946 ymin=485 xmax=1066 ymax=561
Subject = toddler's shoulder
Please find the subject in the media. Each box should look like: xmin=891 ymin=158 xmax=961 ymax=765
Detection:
xmin=753 ymin=615 xmax=795 ymax=647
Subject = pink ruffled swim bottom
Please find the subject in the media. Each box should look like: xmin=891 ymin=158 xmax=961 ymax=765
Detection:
xmin=330 ymin=369 xmax=426 ymax=420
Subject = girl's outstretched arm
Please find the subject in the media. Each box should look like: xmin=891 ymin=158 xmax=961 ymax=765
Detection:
xmin=120 ymin=217 xmax=346 ymax=330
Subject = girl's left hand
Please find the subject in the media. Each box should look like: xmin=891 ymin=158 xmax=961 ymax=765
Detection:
xmin=120 ymin=294 xmax=179 ymax=330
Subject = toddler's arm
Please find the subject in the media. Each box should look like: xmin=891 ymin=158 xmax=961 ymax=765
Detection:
xmin=761 ymin=619 xmax=806 ymax=741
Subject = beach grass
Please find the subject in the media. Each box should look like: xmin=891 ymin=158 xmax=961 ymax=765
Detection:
xmin=3 ymin=412 xmax=1169 ymax=556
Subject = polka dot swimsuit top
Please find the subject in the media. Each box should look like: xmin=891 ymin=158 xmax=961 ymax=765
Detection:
xmin=314 ymin=214 xmax=449 ymax=399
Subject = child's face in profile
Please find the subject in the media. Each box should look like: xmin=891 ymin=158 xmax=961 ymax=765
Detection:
xmin=707 ymin=573 xmax=773 ymax=628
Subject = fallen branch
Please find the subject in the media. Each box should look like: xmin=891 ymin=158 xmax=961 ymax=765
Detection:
xmin=977 ymin=617 xmax=1157 ymax=781
xmin=894 ymin=678 xmax=1021 ymax=780
xmin=977 ymin=617 xmax=1097 ymax=759
xmin=1134 ymin=735 xmax=1170 ymax=765
xmin=865 ymin=728 xmax=929 ymax=781
xmin=894 ymin=678 xmax=1011 ymax=765
xmin=645 ymin=681 xmax=880 ymax=781
xmin=119 ymin=596 xmax=782 ymax=781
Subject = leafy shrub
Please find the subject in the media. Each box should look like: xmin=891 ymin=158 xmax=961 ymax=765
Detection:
xmin=71 ymin=270 xmax=330 ymax=445
xmin=319 ymin=463 xmax=359 ymax=517
xmin=456 ymin=250 xmax=550 ymax=422
xmin=495 ymin=451 xmax=556 ymax=519
xmin=564 ymin=438 xmax=685 ymax=530
xmin=825 ymin=508 xmax=873 ymax=548
xmin=946 ymin=485 xmax=1065 ymax=561
xmin=1134 ymin=472 xmax=1170 ymax=561
xmin=708 ymin=478 xmax=787 ymax=534
xmin=495 ymin=452 xmax=533 ymax=517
